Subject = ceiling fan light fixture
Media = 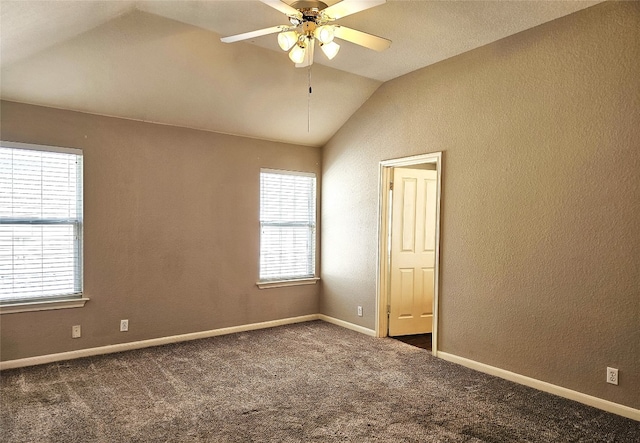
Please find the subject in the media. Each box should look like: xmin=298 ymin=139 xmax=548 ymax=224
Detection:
xmin=221 ymin=0 xmax=391 ymax=68
xmin=320 ymin=41 xmax=340 ymax=60
xmin=315 ymin=25 xmax=334 ymax=44
xmin=277 ymin=31 xmax=298 ymax=51
xmin=289 ymin=43 xmax=307 ymax=64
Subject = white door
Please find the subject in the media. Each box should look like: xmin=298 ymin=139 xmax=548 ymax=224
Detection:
xmin=388 ymin=168 xmax=438 ymax=336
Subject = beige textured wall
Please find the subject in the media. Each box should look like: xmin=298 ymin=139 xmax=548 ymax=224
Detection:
xmin=1 ymin=101 xmax=321 ymax=361
xmin=321 ymin=1 xmax=639 ymax=409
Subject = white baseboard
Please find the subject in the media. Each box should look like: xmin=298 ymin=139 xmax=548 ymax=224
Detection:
xmin=0 ymin=314 xmax=376 ymax=371
xmin=0 ymin=314 xmax=318 ymax=371
xmin=317 ymin=314 xmax=376 ymax=337
xmin=437 ymin=351 xmax=640 ymax=422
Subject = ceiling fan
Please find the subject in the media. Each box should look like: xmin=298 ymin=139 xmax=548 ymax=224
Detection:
xmin=220 ymin=0 xmax=391 ymax=67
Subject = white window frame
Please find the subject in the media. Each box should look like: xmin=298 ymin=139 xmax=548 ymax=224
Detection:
xmin=0 ymin=141 xmax=89 ymax=314
xmin=257 ymin=168 xmax=319 ymax=289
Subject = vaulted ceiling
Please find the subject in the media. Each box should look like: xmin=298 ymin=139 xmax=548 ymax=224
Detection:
xmin=0 ymin=0 xmax=601 ymax=147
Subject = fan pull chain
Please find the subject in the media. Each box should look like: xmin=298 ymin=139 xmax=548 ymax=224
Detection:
xmin=308 ymin=65 xmax=312 ymax=133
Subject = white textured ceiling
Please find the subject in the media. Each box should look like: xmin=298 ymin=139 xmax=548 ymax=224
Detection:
xmin=0 ymin=0 xmax=601 ymax=147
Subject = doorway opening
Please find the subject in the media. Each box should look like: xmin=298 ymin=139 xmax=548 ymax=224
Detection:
xmin=375 ymin=152 xmax=442 ymax=356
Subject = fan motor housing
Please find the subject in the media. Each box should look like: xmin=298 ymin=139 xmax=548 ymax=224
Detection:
xmin=292 ymin=1 xmax=328 ymax=22
xmin=291 ymin=1 xmax=328 ymax=11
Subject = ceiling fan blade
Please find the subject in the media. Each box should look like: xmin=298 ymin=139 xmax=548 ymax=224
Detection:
xmin=322 ymin=0 xmax=386 ymax=20
xmin=221 ymin=25 xmax=290 ymax=43
xmin=296 ymin=39 xmax=315 ymax=68
xmin=260 ymin=0 xmax=303 ymax=19
xmin=333 ymin=25 xmax=391 ymax=52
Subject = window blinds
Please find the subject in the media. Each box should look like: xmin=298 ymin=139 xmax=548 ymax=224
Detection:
xmin=0 ymin=144 xmax=83 ymax=302
xmin=259 ymin=170 xmax=316 ymax=281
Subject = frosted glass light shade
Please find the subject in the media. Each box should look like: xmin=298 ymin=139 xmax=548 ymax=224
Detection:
xmin=278 ymin=31 xmax=298 ymax=51
xmin=315 ymin=25 xmax=334 ymax=44
xmin=320 ymin=41 xmax=340 ymax=60
xmin=289 ymin=44 xmax=306 ymax=64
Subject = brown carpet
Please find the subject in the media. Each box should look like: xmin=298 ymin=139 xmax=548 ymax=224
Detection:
xmin=1 ymin=321 xmax=638 ymax=442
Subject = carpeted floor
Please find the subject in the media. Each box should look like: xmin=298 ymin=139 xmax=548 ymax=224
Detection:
xmin=1 ymin=321 xmax=638 ymax=442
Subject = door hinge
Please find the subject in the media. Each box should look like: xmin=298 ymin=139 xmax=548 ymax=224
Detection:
xmin=387 ymin=305 xmax=391 ymax=315
xmin=389 ymin=181 xmax=393 ymax=191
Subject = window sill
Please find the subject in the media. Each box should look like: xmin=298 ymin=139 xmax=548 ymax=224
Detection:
xmin=0 ymin=297 xmax=90 ymax=315
xmin=257 ymin=278 xmax=320 ymax=289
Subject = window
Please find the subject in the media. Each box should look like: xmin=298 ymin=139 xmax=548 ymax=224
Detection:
xmin=259 ymin=169 xmax=316 ymax=284
xmin=0 ymin=142 xmax=83 ymax=305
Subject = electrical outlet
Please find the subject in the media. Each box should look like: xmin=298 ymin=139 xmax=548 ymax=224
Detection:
xmin=72 ymin=325 xmax=81 ymax=339
xmin=357 ymin=306 xmax=363 ymax=317
xmin=606 ymin=367 xmax=618 ymax=385
xmin=120 ymin=319 xmax=129 ymax=332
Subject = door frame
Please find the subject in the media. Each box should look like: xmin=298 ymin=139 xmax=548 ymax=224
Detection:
xmin=375 ymin=152 xmax=443 ymax=356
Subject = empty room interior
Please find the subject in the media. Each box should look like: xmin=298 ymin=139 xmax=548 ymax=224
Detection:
xmin=1 ymin=0 xmax=639 ymax=440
